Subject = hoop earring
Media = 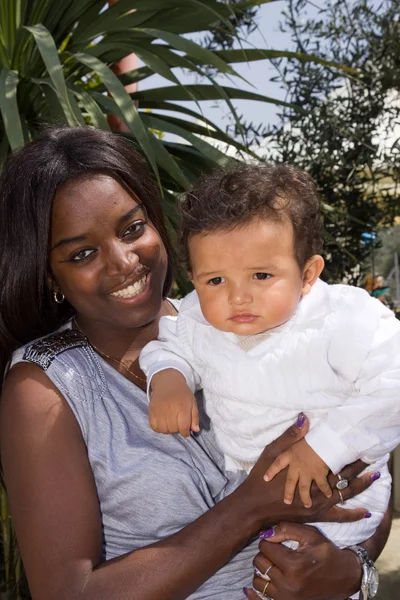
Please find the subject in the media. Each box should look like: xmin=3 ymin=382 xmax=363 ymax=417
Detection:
xmin=53 ymin=290 xmax=65 ymax=304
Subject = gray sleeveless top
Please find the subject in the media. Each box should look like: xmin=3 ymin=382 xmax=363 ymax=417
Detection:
xmin=11 ymin=325 xmax=259 ymax=599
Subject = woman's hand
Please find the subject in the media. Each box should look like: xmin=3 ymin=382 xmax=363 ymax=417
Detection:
xmin=235 ymin=414 xmax=376 ymax=532
xmin=249 ymin=522 xmax=362 ymax=600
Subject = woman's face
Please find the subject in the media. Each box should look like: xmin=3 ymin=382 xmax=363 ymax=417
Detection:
xmin=49 ymin=174 xmax=168 ymax=331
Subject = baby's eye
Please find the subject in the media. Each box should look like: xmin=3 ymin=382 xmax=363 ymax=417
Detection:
xmin=208 ymin=277 xmax=225 ymax=286
xmin=254 ymin=273 xmax=271 ymax=280
xmin=123 ymin=221 xmax=146 ymax=238
xmin=71 ymin=248 xmax=95 ymax=262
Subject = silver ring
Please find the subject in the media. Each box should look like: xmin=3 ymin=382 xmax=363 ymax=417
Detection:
xmin=338 ymin=489 xmax=345 ymax=505
xmin=253 ymin=564 xmax=272 ymax=581
xmin=336 ymin=473 xmax=349 ymax=490
xmin=264 ymin=565 xmax=273 ymax=579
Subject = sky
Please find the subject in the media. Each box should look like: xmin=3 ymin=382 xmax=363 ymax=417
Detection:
xmin=138 ymin=0 xmax=308 ymax=135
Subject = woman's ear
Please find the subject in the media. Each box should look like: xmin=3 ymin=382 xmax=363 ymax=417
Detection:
xmin=301 ymin=255 xmax=325 ymax=297
xmin=47 ymin=274 xmax=56 ymax=292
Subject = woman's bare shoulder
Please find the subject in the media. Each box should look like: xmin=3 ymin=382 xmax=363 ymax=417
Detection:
xmin=3 ymin=359 xmax=61 ymax=402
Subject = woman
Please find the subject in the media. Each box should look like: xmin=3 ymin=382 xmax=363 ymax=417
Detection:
xmin=0 ymin=127 xmax=390 ymax=600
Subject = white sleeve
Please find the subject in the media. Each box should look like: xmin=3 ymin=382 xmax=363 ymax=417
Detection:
xmin=139 ymin=315 xmax=200 ymax=395
xmin=306 ymin=307 xmax=400 ymax=474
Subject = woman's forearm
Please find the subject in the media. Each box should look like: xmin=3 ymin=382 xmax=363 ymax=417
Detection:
xmin=74 ymin=488 xmax=254 ymax=600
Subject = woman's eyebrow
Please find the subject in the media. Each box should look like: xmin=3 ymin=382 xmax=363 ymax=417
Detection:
xmin=50 ymin=205 xmax=145 ymax=252
xmin=50 ymin=234 xmax=88 ymax=252
xmin=119 ymin=204 xmax=144 ymax=225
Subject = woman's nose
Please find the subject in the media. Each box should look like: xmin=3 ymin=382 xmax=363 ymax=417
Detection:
xmin=104 ymin=242 xmax=139 ymax=278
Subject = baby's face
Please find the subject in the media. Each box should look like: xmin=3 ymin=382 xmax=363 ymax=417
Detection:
xmin=189 ymin=218 xmax=319 ymax=336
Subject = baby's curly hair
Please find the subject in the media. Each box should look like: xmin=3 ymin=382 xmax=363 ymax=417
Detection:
xmin=180 ymin=163 xmax=323 ymax=271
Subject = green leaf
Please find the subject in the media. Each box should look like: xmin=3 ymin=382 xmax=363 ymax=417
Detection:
xmin=131 ymin=84 xmax=301 ymax=111
xmin=66 ymin=0 xmax=106 ymax=41
xmin=0 ymin=37 xmax=11 ymax=68
xmin=74 ymin=51 xmax=161 ymax=184
xmin=68 ymin=84 xmax=110 ymax=130
xmin=74 ymin=0 xmax=236 ymax=41
xmin=148 ymin=133 xmax=191 ymax=191
xmin=0 ymin=69 xmax=24 ymax=150
xmin=67 ymin=88 xmax=85 ymax=125
xmin=38 ymin=80 xmax=69 ymax=125
xmin=234 ymin=0 xmax=278 ymax=10
xmin=140 ymin=113 xmax=234 ymax=167
xmin=73 ymin=9 xmax=158 ymax=43
xmin=136 ymin=28 xmax=239 ymax=77
xmin=0 ymin=129 xmax=10 ymax=166
xmin=128 ymin=46 xmax=180 ymax=85
xmin=92 ymin=93 xmax=190 ymax=190
xmin=24 ymin=24 xmax=80 ymax=126
xmin=141 ymin=108 xmax=260 ymax=159
xmin=214 ymin=48 xmax=357 ymax=74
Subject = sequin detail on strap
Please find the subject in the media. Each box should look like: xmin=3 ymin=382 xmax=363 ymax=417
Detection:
xmin=23 ymin=329 xmax=87 ymax=371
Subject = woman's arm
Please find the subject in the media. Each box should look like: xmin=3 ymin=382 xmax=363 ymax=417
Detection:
xmin=0 ymin=365 xmax=375 ymax=600
xmin=249 ymin=504 xmax=392 ymax=600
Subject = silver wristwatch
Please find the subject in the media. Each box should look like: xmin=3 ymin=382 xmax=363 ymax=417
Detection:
xmin=347 ymin=545 xmax=379 ymax=600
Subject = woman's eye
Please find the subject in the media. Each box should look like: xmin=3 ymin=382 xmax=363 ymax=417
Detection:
xmin=71 ymin=248 xmax=95 ymax=262
xmin=123 ymin=221 xmax=146 ymax=238
xmin=208 ymin=277 xmax=225 ymax=286
xmin=254 ymin=273 xmax=271 ymax=280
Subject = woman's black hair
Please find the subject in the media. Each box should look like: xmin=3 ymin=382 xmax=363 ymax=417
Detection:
xmin=0 ymin=127 xmax=175 ymax=383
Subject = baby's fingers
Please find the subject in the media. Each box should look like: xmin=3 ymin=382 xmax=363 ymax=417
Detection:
xmin=298 ymin=475 xmax=312 ymax=508
xmin=149 ymin=407 xmax=164 ymax=433
xmin=191 ymin=402 xmax=200 ymax=433
xmin=176 ymin=410 xmax=191 ymax=438
xmin=283 ymin=467 xmax=299 ymax=505
xmin=264 ymin=451 xmax=290 ymax=483
xmin=316 ymin=475 xmax=332 ymax=499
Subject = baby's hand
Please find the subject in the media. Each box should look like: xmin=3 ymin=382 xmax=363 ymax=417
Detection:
xmin=263 ymin=439 xmax=331 ymax=508
xmin=149 ymin=369 xmax=199 ymax=438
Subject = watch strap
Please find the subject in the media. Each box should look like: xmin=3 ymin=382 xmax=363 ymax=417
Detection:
xmin=347 ymin=546 xmax=372 ymax=600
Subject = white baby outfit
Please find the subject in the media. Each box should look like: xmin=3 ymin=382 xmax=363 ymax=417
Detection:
xmin=140 ymin=279 xmax=400 ymax=547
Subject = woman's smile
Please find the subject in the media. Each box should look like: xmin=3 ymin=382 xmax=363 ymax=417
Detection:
xmin=110 ymin=273 xmax=148 ymax=299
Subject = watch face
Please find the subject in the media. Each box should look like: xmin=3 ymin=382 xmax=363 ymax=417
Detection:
xmin=368 ymin=567 xmax=379 ymax=597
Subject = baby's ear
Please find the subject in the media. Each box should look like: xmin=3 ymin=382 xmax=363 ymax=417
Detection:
xmin=301 ymin=255 xmax=324 ymax=297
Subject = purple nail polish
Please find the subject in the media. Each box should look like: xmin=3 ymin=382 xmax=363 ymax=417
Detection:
xmin=243 ymin=587 xmax=249 ymax=598
xmin=296 ymin=412 xmax=306 ymax=428
xmin=371 ymin=471 xmax=381 ymax=482
xmin=259 ymin=527 xmax=275 ymax=540
xmin=364 ymin=512 xmax=372 ymax=519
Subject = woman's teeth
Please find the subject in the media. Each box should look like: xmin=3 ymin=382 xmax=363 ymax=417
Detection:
xmin=111 ymin=275 xmax=147 ymax=298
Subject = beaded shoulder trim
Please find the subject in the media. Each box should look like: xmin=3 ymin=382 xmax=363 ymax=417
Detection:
xmin=23 ymin=329 xmax=87 ymax=371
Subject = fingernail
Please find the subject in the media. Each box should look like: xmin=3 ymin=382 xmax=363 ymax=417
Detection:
xmin=243 ymin=587 xmax=249 ymax=598
xmin=371 ymin=471 xmax=381 ymax=482
xmin=364 ymin=512 xmax=372 ymax=519
xmin=259 ymin=527 xmax=275 ymax=539
xmin=296 ymin=412 xmax=306 ymax=428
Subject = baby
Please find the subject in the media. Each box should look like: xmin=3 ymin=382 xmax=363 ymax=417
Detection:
xmin=140 ymin=164 xmax=400 ymax=549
